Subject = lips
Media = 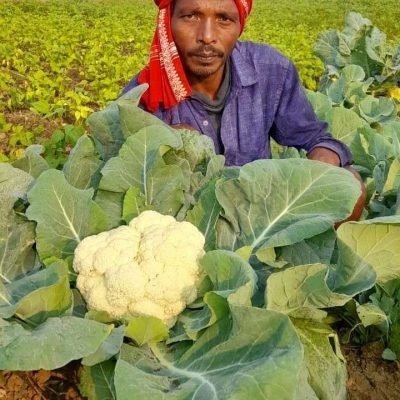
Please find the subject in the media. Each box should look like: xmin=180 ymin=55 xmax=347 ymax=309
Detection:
xmin=194 ymin=52 xmax=219 ymax=58
xmin=192 ymin=53 xmax=220 ymax=63
xmin=189 ymin=46 xmax=223 ymax=59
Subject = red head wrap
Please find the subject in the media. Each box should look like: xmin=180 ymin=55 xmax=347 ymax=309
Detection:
xmin=137 ymin=0 xmax=252 ymax=112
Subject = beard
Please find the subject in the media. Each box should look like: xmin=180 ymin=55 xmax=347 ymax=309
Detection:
xmin=181 ymin=45 xmax=226 ymax=79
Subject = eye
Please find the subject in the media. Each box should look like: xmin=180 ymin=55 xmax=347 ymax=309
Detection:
xmin=217 ymin=14 xmax=233 ymax=23
xmin=182 ymin=13 xmax=196 ymax=21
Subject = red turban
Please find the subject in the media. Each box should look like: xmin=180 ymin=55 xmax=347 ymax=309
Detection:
xmin=137 ymin=0 xmax=252 ymax=112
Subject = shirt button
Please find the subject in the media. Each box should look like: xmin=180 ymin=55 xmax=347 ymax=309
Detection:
xmin=202 ymin=120 xmax=209 ymax=127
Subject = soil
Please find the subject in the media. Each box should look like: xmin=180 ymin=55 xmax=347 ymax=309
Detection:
xmin=1 ymin=342 xmax=399 ymax=399
xmin=344 ymin=342 xmax=400 ymax=400
xmin=0 ymin=362 xmax=82 ymax=400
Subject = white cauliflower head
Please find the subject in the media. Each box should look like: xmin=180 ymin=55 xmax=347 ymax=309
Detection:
xmin=73 ymin=210 xmax=205 ymax=327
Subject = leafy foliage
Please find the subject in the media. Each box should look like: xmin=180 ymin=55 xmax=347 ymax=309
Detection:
xmin=1 ymin=82 xmax=399 ymax=399
xmin=1 ymin=0 xmax=399 ymax=163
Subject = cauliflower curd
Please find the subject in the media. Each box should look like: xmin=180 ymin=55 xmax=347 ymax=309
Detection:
xmin=73 ymin=210 xmax=205 ymax=327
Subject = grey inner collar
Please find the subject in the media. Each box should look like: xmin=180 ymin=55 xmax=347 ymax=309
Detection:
xmin=191 ymin=58 xmax=231 ymax=113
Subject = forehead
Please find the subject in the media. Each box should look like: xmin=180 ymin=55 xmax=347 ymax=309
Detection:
xmin=173 ymin=0 xmax=238 ymax=12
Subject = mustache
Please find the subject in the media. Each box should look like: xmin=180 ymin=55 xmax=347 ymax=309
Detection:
xmin=187 ymin=46 xmax=224 ymax=58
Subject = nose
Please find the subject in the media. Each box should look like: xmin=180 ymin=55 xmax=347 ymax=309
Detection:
xmin=196 ymin=18 xmax=217 ymax=45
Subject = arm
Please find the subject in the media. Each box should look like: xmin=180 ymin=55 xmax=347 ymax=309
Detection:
xmin=270 ymin=62 xmax=367 ymax=220
xmin=270 ymin=61 xmax=352 ymax=167
xmin=307 ymin=147 xmax=340 ymax=166
xmin=307 ymin=147 xmax=367 ymax=224
xmin=336 ymin=165 xmax=368 ymax=226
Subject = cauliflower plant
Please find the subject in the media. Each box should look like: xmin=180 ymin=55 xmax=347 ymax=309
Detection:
xmin=73 ymin=210 xmax=205 ymax=327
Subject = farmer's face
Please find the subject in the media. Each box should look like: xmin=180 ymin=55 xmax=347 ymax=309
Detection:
xmin=171 ymin=0 xmax=241 ymax=81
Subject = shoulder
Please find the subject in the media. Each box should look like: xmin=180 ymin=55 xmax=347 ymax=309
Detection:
xmin=121 ymin=74 xmax=139 ymax=96
xmin=234 ymin=41 xmax=292 ymax=69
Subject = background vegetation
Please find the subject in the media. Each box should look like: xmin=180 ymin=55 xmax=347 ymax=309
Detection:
xmin=0 ymin=0 xmax=399 ymax=163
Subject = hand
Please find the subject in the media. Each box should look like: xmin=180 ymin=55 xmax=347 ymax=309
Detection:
xmin=307 ymin=147 xmax=340 ymax=166
xmin=334 ymin=166 xmax=368 ymax=227
xmin=306 ymin=148 xmax=367 ymax=226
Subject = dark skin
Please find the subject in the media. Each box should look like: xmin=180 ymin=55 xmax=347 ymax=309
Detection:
xmin=171 ymin=0 xmax=241 ymax=99
xmin=171 ymin=0 xmax=367 ymax=222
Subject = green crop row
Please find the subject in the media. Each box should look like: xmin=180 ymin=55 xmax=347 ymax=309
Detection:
xmin=0 ymin=0 xmax=399 ymax=163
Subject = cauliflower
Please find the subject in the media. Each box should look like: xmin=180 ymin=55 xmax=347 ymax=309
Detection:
xmin=73 ymin=210 xmax=205 ymax=327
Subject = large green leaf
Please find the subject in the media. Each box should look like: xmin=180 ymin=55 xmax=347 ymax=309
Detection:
xmin=186 ymin=180 xmax=222 ymax=251
xmin=342 ymin=13 xmax=384 ymax=77
xmin=115 ymin=306 xmax=303 ymax=400
xmin=122 ymin=187 xmax=149 ymax=223
xmin=0 ymin=260 xmax=71 ymax=324
xmin=0 ymin=215 xmax=38 ymax=283
xmin=314 ymin=12 xmax=387 ymax=82
xmin=87 ymin=85 xmax=149 ymax=161
xmin=87 ymin=102 xmax=124 ymax=162
xmin=314 ymin=30 xmax=348 ymax=68
xmin=265 ymin=264 xmax=349 ymax=315
xmin=383 ymin=158 xmax=400 ymax=195
xmin=63 ymin=135 xmax=103 ymax=190
xmin=215 ymin=159 xmax=360 ymax=252
xmin=99 ymin=125 xmax=186 ymax=216
xmin=0 ymin=164 xmax=37 ymax=282
xmin=326 ymin=75 xmax=347 ymax=104
xmin=172 ymin=292 xmax=228 ymax=342
xmin=325 ymin=107 xmax=367 ymax=145
xmin=118 ymin=99 xmax=169 ymax=139
xmin=335 ymin=217 xmax=400 ymax=285
xmin=173 ymin=250 xmax=257 ymax=341
xmin=383 ymin=121 xmax=400 ymax=158
xmin=94 ymin=190 xmax=124 ymax=229
xmin=341 ymin=64 xmax=366 ymax=82
xmin=295 ymin=368 xmax=319 ymax=400
xmin=293 ymin=319 xmax=347 ymax=400
xmin=350 ymin=126 xmax=393 ymax=173
xmin=329 ymin=237 xmax=376 ymax=296
xmin=125 ymin=317 xmax=169 ymax=347
xmin=79 ymin=360 xmax=116 ymax=400
xmin=278 ymin=229 xmax=337 ymax=266
xmin=82 ymin=325 xmax=125 ymax=367
xmin=12 ymin=145 xmax=49 ymax=179
xmin=0 ymin=316 xmax=112 ymax=370
xmin=358 ymin=96 xmax=397 ymax=124
xmin=356 ymin=303 xmax=389 ymax=332
xmin=215 ymin=217 xmax=237 ymax=251
xmin=0 ymin=163 xmax=33 ymax=229
xmin=306 ymin=91 xmax=332 ymax=121
xmin=348 ymin=26 xmax=385 ymax=78
xmin=99 ymin=125 xmax=181 ymax=192
xmin=26 ymin=169 xmax=109 ymax=261
xmin=200 ymin=250 xmax=257 ymax=306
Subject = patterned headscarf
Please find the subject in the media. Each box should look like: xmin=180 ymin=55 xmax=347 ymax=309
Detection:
xmin=137 ymin=0 xmax=252 ymax=112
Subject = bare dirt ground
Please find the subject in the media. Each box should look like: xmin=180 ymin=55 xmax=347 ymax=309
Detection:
xmin=0 ymin=362 xmax=81 ymax=400
xmin=344 ymin=342 xmax=400 ymax=400
xmin=1 ymin=342 xmax=399 ymax=399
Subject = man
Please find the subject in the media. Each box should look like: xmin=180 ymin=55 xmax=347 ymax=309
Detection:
xmin=123 ymin=0 xmax=366 ymax=218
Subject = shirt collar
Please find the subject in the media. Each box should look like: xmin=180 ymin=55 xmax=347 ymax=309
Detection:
xmin=230 ymin=42 xmax=258 ymax=89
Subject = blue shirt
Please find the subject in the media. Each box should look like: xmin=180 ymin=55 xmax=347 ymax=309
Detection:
xmin=123 ymin=41 xmax=352 ymax=167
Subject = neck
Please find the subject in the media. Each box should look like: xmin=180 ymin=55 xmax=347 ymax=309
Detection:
xmin=188 ymin=65 xmax=225 ymax=100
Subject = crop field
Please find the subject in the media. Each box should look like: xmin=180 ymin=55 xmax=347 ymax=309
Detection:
xmin=1 ymin=0 xmax=400 ymax=399
xmin=0 ymin=0 xmax=399 ymax=162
